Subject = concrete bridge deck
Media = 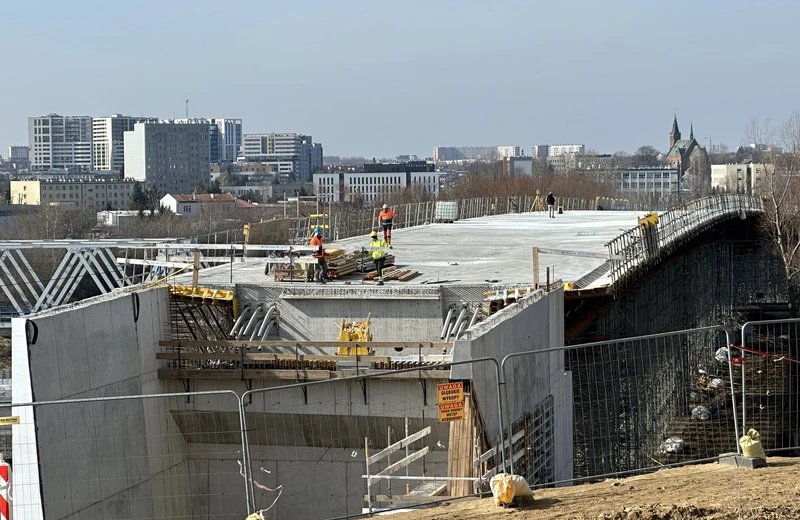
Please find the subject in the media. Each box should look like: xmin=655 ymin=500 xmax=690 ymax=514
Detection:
xmin=171 ymin=210 xmax=645 ymax=288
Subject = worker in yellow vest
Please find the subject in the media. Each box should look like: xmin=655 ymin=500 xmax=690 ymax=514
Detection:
xmin=369 ymin=230 xmax=389 ymax=285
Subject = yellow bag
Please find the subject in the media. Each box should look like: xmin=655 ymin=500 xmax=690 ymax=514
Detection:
xmin=245 ymin=513 xmax=265 ymax=520
xmin=489 ymin=474 xmax=533 ymax=506
xmin=739 ymin=428 xmax=767 ymax=460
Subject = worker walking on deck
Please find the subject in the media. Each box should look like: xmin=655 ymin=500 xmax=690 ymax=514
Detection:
xmin=377 ymin=203 xmax=395 ymax=245
xmin=310 ymin=228 xmax=328 ymax=284
xmin=546 ymin=192 xmax=556 ymax=218
xmin=369 ymin=230 xmax=389 ymax=285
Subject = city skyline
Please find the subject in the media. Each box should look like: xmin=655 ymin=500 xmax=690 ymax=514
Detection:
xmin=3 ymin=0 xmax=800 ymax=159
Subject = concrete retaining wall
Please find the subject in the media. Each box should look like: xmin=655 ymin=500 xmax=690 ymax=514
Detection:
xmin=10 ymin=287 xmax=191 ymax=519
xmin=451 ymin=287 xmax=573 ymax=482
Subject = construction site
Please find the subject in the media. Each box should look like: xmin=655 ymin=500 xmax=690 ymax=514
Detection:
xmin=7 ymin=194 xmax=800 ymax=519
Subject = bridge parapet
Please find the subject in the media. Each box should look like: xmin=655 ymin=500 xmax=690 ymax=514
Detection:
xmin=606 ymin=195 xmax=764 ymax=287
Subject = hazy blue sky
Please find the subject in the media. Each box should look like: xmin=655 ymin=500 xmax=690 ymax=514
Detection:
xmin=3 ymin=0 xmax=800 ymax=158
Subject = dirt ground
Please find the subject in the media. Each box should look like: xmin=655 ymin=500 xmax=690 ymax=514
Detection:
xmin=389 ymin=457 xmax=800 ymax=520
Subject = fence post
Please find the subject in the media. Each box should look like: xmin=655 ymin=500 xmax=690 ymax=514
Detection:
xmin=238 ymin=394 xmax=256 ymax=513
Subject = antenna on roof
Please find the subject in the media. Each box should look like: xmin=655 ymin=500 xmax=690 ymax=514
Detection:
xmin=185 ymin=99 xmax=189 ymax=119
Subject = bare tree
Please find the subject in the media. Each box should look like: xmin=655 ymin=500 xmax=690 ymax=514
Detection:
xmin=633 ymin=146 xmax=662 ymax=167
xmin=746 ymin=112 xmax=800 ymax=312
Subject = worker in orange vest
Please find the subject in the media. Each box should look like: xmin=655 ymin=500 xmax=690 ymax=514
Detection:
xmin=377 ymin=204 xmax=395 ymax=246
xmin=309 ymin=227 xmax=328 ymax=284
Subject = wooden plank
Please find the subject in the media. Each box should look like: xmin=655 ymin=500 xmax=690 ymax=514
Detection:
xmin=367 ymin=427 xmax=431 ymax=466
xmin=368 ymin=447 xmax=429 ymax=486
xmin=159 ymin=340 xmax=452 ymax=349
xmin=156 ymin=352 xmax=392 ymax=363
xmin=366 ymin=492 xmax=446 ymax=504
xmin=448 ymin=391 xmax=476 ymax=497
xmin=407 ymin=482 xmax=447 ymax=497
xmin=157 ymin=368 xmax=449 ymax=381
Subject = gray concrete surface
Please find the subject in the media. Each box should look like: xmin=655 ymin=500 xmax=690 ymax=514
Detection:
xmin=452 ymin=286 xmax=573 ymax=483
xmin=174 ymin=210 xmax=644 ymax=288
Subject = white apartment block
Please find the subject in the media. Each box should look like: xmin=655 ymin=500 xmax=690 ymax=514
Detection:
xmin=238 ymin=133 xmax=322 ymax=182
xmin=432 ymin=146 xmax=502 ymax=163
xmin=29 ymin=115 xmax=93 ymax=171
xmin=613 ymin=167 xmax=679 ymax=198
xmin=313 ymin=171 xmax=440 ymax=204
xmin=531 ymin=145 xmax=549 ymax=159
xmin=93 ymin=115 xmax=159 ymax=171
xmin=711 ymin=163 xmax=772 ymax=195
xmin=497 ymin=146 xmax=522 ymax=158
xmin=10 ymin=178 xmax=137 ymax=209
xmin=124 ymin=122 xmax=210 ymax=194
xmin=546 ymin=144 xmax=585 ymax=157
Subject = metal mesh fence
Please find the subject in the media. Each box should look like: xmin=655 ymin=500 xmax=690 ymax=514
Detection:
xmin=502 ymin=327 xmax=740 ymax=485
xmin=240 ymin=360 xmax=503 ymax=519
xmin=4 ymin=391 xmax=248 ymax=519
xmin=736 ymin=319 xmax=800 ymax=453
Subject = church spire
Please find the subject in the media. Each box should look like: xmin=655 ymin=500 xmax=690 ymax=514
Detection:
xmin=670 ymin=113 xmax=681 ymax=148
xmin=690 ymin=123 xmax=694 ymax=140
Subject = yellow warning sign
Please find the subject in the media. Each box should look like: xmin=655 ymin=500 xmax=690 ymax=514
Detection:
xmin=438 ymin=402 xmax=465 ymax=422
xmin=0 ymin=417 xmax=20 ymax=425
xmin=437 ymin=382 xmax=464 ymax=404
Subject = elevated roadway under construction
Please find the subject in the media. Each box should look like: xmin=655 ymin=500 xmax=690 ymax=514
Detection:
xmin=10 ymin=195 xmax=786 ymax=519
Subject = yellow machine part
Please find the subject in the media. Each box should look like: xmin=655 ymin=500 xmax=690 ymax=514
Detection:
xmin=638 ymin=211 xmax=659 ymax=228
xmin=337 ymin=314 xmax=373 ymax=355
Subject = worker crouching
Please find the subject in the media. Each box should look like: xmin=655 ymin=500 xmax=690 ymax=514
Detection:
xmin=369 ymin=231 xmax=389 ymax=285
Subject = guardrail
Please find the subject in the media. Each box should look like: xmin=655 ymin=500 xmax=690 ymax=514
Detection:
xmin=606 ymin=194 xmax=764 ymax=287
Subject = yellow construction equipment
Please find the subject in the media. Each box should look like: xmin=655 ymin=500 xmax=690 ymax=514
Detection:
xmin=337 ymin=313 xmax=373 ymax=355
xmin=638 ymin=211 xmax=659 ymax=228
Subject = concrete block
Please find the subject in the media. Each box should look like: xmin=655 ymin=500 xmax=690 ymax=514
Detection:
xmin=719 ymin=453 xmax=767 ymax=469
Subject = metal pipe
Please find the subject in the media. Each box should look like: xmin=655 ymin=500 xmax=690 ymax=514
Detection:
xmin=248 ymin=318 xmax=264 ymax=341
xmin=238 ymin=304 xmax=263 ymax=339
xmin=449 ymin=306 xmax=468 ymax=338
xmin=260 ymin=319 xmax=277 ymax=341
xmin=723 ymin=330 xmax=741 ymax=452
xmin=454 ymin=321 xmax=467 ymax=340
xmin=257 ymin=304 xmax=277 ymax=337
xmin=228 ymin=304 xmax=251 ymax=338
xmin=467 ymin=307 xmax=480 ymax=330
xmin=440 ymin=307 xmax=455 ymax=339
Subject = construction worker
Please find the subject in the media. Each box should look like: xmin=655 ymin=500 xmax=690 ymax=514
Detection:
xmin=377 ymin=203 xmax=395 ymax=245
xmin=369 ymin=230 xmax=389 ymax=285
xmin=546 ymin=192 xmax=556 ymax=218
xmin=310 ymin=227 xmax=328 ymax=284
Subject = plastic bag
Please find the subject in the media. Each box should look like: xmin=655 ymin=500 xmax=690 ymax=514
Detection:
xmin=489 ymin=473 xmax=533 ymax=506
xmin=715 ymin=347 xmax=730 ymax=363
xmin=692 ymin=406 xmax=711 ymax=421
xmin=739 ymin=428 xmax=767 ymax=460
xmin=658 ymin=437 xmax=685 ymax=454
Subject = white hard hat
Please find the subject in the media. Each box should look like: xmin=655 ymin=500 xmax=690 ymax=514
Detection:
xmin=383 ymin=204 xmax=388 ymax=209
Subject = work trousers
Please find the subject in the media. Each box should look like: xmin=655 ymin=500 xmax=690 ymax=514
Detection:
xmin=314 ymin=257 xmax=328 ymax=282
xmin=374 ymin=256 xmax=386 ymax=280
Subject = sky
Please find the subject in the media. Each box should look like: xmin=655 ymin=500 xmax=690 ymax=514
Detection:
xmin=3 ymin=0 xmax=800 ymax=159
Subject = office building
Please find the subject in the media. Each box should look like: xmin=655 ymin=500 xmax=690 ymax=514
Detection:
xmin=93 ymin=115 xmax=159 ymax=171
xmin=548 ymin=144 xmax=585 ymax=157
xmin=238 ymin=133 xmax=323 ymax=182
xmin=29 ymin=114 xmax=93 ymax=171
xmin=174 ymin=118 xmax=242 ymax=163
xmin=124 ymin=122 xmax=210 ymax=193
xmin=10 ymin=178 xmax=137 ymax=209
xmin=531 ymin=145 xmax=549 ymax=159
xmin=432 ymin=146 xmax=501 ymax=163
xmin=314 ymin=161 xmax=438 ymax=204
xmin=503 ymin=156 xmax=533 ymax=176
xmin=613 ymin=167 xmax=679 ymax=198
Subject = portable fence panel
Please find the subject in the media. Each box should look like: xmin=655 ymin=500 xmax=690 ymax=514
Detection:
xmin=503 ymin=328 xmax=739 ymax=485
xmin=241 ymin=361 xmax=499 ymax=520
xmin=736 ymin=319 xmax=800 ymax=453
xmin=6 ymin=391 xmax=248 ymax=520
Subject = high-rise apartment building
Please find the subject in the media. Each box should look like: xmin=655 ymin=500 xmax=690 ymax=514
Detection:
xmin=7 ymin=146 xmax=30 ymax=167
xmin=29 ymin=115 xmax=93 ymax=171
xmin=432 ymin=146 xmax=498 ymax=163
xmin=532 ymin=144 xmax=585 ymax=158
xmin=497 ymin=146 xmax=522 ymax=158
xmin=93 ymin=115 xmax=159 ymax=171
xmin=238 ymin=133 xmax=323 ymax=182
xmin=123 ymin=122 xmax=210 ymax=193
xmin=531 ymin=145 xmax=550 ymax=159
xmin=174 ymin=118 xmax=242 ymax=163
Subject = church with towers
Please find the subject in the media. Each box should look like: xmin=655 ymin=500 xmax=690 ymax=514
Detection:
xmin=665 ymin=114 xmax=711 ymax=191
